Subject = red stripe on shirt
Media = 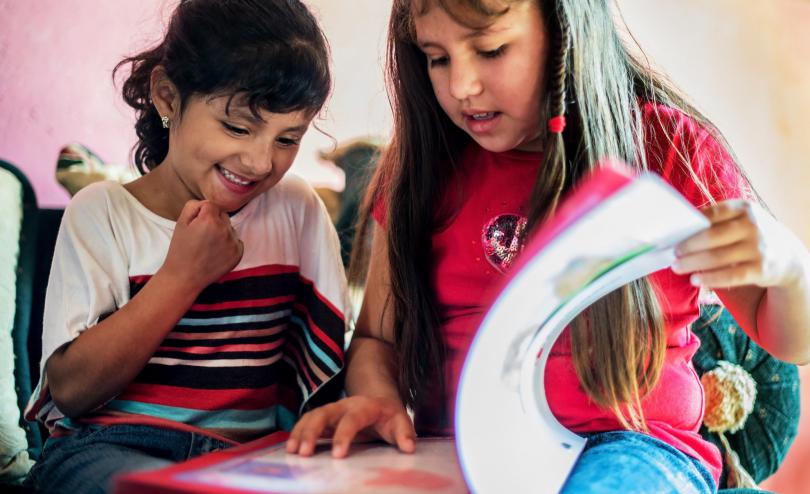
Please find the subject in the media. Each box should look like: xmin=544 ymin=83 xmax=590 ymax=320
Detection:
xmin=156 ymin=340 xmax=284 ymax=355
xmin=117 ymin=382 xmax=282 ymax=411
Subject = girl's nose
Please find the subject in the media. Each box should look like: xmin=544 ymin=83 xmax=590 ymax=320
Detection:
xmin=449 ymin=59 xmax=483 ymax=101
xmin=242 ymin=142 xmax=273 ymax=177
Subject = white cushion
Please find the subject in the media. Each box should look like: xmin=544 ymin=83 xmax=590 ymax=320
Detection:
xmin=0 ymin=168 xmax=34 ymax=482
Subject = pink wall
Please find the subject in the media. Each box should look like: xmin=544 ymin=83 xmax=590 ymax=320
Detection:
xmin=0 ymin=0 xmax=171 ymax=207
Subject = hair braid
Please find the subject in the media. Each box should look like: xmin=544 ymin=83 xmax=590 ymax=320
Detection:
xmin=525 ymin=3 xmax=571 ymax=233
xmin=549 ymin=7 xmax=570 ymax=121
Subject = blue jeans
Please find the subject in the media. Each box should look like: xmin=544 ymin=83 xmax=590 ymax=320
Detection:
xmin=561 ymin=431 xmax=717 ymax=494
xmin=24 ymin=424 xmax=232 ymax=494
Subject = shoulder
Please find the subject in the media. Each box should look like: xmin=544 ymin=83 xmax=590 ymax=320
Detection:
xmin=267 ymin=173 xmax=322 ymax=209
xmin=246 ymin=174 xmax=332 ymax=237
xmin=639 ymin=101 xmax=748 ymax=206
xmin=51 ymin=182 xmax=132 ymax=272
xmin=67 ymin=180 xmax=125 ymax=209
xmin=640 ymin=101 xmax=713 ymax=155
xmin=62 ymin=180 xmax=130 ymax=227
xmin=639 ymin=101 xmax=736 ymax=171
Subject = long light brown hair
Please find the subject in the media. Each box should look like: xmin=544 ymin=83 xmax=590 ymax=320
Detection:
xmin=351 ymin=0 xmax=748 ymax=431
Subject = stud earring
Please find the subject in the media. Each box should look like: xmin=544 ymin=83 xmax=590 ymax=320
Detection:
xmin=161 ymin=115 xmax=170 ymax=129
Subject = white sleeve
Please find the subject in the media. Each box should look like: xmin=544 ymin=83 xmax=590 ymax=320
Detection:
xmin=40 ymin=184 xmax=130 ymax=368
xmin=294 ymin=179 xmax=350 ymax=321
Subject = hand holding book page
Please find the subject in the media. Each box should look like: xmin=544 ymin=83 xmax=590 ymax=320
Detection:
xmin=455 ymin=161 xmax=710 ymax=494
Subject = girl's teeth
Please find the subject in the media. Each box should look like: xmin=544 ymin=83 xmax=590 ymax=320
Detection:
xmin=472 ymin=112 xmax=495 ymax=120
xmin=220 ymin=166 xmax=251 ymax=186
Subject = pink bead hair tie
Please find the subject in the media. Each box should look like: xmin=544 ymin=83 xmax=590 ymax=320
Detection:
xmin=548 ymin=115 xmax=566 ymax=134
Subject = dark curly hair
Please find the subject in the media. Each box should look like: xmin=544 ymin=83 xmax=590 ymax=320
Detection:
xmin=113 ymin=0 xmax=332 ymax=174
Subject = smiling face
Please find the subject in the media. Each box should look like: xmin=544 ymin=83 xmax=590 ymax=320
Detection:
xmin=163 ymin=96 xmax=311 ymax=214
xmin=144 ymin=71 xmax=313 ymax=218
xmin=413 ymin=1 xmax=549 ymax=153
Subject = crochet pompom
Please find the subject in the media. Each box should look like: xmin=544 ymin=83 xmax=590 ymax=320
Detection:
xmin=701 ymin=360 xmax=757 ymax=434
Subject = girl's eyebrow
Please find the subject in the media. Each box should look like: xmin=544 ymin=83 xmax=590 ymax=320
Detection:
xmin=226 ymin=106 xmax=265 ymax=124
xmin=283 ymin=124 xmax=309 ymax=134
xmin=222 ymin=104 xmax=309 ymax=133
xmin=417 ymin=25 xmax=507 ymax=49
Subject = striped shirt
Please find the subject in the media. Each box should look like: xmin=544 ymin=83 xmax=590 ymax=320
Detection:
xmin=26 ymin=175 xmax=347 ymax=444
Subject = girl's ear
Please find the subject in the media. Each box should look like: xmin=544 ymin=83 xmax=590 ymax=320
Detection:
xmin=150 ymin=66 xmax=179 ymax=119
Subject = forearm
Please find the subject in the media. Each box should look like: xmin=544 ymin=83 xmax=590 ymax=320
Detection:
xmin=345 ymin=335 xmax=401 ymax=402
xmin=46 ymin=269 xmax=202 ymax=417
xmin=719 ymin=251 xmax=810 ymax=365
xmin=756 ymin=254 xmax=810 ymax=364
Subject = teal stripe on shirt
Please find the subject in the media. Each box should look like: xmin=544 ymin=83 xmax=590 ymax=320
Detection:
xmin=277 ymin=405 xmax=298 ymax=432
xmin=179 ymin=310 xmax=291 ymax=327
xmin=105 ymin=400 xmax=279 ymax=431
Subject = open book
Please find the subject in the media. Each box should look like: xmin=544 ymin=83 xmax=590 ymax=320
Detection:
xmin=455 ymin=161 xmax=708 ymax=493
xmin=115 ymin=162 xmax=709 ymax=494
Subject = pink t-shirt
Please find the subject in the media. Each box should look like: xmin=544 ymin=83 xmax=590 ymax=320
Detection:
xmin=374 ymin=102 xmax=750 ymax=484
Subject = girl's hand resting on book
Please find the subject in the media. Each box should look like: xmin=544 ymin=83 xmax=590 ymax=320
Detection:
xmin=161 ymin=200 xmax=244 ymax=291
xmin=673 ymin=199 xmax=806 ymax=289
xmin=287 ymin=396 xmax=416 ymax=458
